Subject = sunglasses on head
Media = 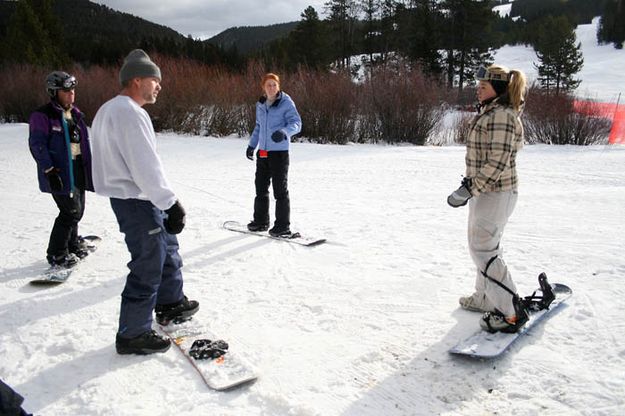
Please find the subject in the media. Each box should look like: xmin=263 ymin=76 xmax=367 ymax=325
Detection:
xmin=475 ymin=66 xmax=509 ymax=82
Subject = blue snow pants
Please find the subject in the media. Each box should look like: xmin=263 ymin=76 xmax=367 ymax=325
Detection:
xmin=110 ymin=198 xmax=184 ymax=338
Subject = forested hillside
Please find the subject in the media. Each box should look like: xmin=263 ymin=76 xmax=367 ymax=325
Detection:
xmin=0 ymin=0 xmax=230 ymax=66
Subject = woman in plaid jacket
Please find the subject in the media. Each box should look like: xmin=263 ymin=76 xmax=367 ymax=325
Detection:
xmin=447 ymin=64 xmax=528 ymax=333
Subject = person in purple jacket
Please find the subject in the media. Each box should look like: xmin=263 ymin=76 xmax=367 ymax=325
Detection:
xmin=246 ymin=73 xmax=302 ymax=237
xmin=28 ymin=71 xmax=94 ymax=268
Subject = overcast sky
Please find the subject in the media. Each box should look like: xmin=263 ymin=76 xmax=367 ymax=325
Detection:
xmin=93 ymin=1 xmax=328 ymax=40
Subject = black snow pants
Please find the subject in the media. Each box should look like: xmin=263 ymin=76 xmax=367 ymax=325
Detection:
xmin=253 ymin=150 xmax=290 ymax=229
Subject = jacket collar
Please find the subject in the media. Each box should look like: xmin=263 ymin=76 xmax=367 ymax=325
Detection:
xmin=258 ymin=91 xmax=283 ymax=107
xmin=49 ymin=100 xmax=82 ymax=120
xmin=477 ymin=95 xmax=524 ymax=116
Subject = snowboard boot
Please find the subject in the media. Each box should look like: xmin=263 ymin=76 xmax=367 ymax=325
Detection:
xmin=268 ymin=224 xmax=292 ymax=237
xmin=459 ymin=292 xmax=495 ymax=313
xmin=70 ymin=236 xmax=97 ymax=259
xmin=480 ymin=296 xmax=529 ymax=334
xmin=47 ymin=252 xmax=79 ymax=268
xmin=247 ymin=221 xmax=269 ymax=232
xmin=116 ymin=330 xmax=171 ymax=355
xmin=70 ymin=246 xmax=90 ymax=260
xmin=155 ymin=296 xmax=199 ymax=325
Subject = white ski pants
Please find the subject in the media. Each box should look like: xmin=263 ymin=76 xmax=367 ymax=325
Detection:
xmin=468 ymin=190 xmax=518 ymax=317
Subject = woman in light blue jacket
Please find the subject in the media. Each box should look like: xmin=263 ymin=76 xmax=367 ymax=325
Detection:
xmin=246 ymin=73 xmax=302 ymax=237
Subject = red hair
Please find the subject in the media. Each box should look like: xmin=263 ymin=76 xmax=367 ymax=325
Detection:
xmin=261 ymin=73 xmax=280 ymax=89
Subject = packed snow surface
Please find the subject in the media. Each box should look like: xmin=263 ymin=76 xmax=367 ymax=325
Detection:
xmin=1 ymin=123 xmax=624 ymax=415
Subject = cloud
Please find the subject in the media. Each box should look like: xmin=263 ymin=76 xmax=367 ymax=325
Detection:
xmin=94 ymin=0 xmax=327 ymax=39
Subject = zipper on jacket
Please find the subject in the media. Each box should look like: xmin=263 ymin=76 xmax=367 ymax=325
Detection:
xmin=61 ymin=115 xmax=75 ymax=197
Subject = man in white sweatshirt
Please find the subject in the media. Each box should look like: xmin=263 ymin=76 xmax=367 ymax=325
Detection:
xmin=91 ymin=49 xmax=199 ymax=355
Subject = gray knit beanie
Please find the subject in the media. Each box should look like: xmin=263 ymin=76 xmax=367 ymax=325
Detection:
xmin=119 ymin=49 xmax=161 ymax=85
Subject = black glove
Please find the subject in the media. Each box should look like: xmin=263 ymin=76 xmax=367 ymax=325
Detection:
xmin=246 ymin=146 xmax=255 ymax=161
xmin=271 ymin=130 xmax=286 ymax=143
xmin=447 ymin=177 xmax=473 ymax=208
xmin=164 ymin=200 xmax=186 ymax=234
xmin=45 ymin=168 xmax=63 ymax=192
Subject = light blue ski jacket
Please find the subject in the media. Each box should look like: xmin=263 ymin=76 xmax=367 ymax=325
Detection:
xmin=248 ymin=91 xmax=302 ymax=152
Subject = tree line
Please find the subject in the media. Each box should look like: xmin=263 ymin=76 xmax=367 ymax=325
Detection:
xmin=256 ymin=0 xmax=620 ymax=96
xmin=0 ymin=0 xmax=616 ymax=145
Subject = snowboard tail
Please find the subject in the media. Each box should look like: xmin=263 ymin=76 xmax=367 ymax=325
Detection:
xmin=223 ymin=220 xmax=326 ymax=246
xmin=450 ymin=277 xmax=572 ymax=358
xmin=159 ymin=319 xmax=258 ymax=390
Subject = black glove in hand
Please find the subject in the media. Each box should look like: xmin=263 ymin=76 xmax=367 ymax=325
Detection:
xmin=271 ymin=130 xmax=286 ymax=143
xmin=164 ymin=200 xmax=186 ymax=234
xmin=45 ymin=168 xmax=63 ymax=192
xmin=246 ymin=146 xmax=255 ymax=161
xmin=447 ymin=177 xmax=473 ymax=208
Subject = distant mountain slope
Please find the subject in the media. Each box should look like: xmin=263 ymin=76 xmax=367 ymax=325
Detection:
xmin=0 ymin=0 xmax=219 ymax=64
xmin=206 ymin=22 xmax=298 ymax=55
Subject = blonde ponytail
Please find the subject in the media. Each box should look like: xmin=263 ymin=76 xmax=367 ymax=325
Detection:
xmin=507 ymin=69 xmax=527 ymax=112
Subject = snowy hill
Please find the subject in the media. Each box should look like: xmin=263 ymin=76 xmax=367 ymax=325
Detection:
xmin=1 ymin=123 xmax=625 ymax=415
xmin=494 ymin=17 xmax=625 ymax=103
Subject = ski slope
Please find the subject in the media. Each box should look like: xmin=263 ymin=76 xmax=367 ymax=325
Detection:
xmin=494 ymin=17 xmax=625 ymax=103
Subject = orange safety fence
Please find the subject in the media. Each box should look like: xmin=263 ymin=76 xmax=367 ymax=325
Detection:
xmin=573 ymin=99 xmax=625 ymax=144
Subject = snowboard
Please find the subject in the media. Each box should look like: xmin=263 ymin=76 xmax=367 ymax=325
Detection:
xmin=450 ymin=282 xmax=572 ymax=358
xmin=159 ymin=319 xmax=258 ymax=391
xmin=223 ymin=220 xmax=326 ymax=246
xmin=30 ymin=235 xmax=101 ymax=285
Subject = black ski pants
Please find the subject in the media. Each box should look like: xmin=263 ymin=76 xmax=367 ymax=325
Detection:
xmin=47 ymin=188 xmax=85 ymax=258
xmin=253 ymin=151 xmax=290 ymax=229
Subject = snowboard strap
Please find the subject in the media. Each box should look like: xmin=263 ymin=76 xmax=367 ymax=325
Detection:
xmin=481 ymin=256 xmax=518 ymax=298
xmin=482 ymin=257 xmax=555 ymax=312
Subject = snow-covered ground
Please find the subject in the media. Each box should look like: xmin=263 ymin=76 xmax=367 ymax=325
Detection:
xmin=1 ymin=122 xmax=625 ymax=415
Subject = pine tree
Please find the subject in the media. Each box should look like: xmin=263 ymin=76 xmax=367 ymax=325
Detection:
xmin=324 ymin=0 xmax=359 ymax=69
xmin=360 ymin=0 xmax=380 ymax=65
xmin=1 ymin=0 xmax=67 ymax=66
xmin=598 ymin=0 xmax=625 ymax=49
xmin=405 ymin=0 xmax=443 ymax=76
xmin=377 ymin=0 xmax=398 ymax=64
xmin=534 ymin=16 xmax=584 ymax=95
xmin=440 ymin=0 xmax=495 ymax=93
xmin=288 ymin=6 xmax=331 ymax=69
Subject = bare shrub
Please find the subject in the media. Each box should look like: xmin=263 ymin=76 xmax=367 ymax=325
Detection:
xmin=360 ymin=66 xmax=444 ymax=145
xmin=0 ymin=65 xmax=48 ymax=122
xmin=289 ymin=69 xmax=357 ymax=144
xmin=524 ymin=87 xmax=611 ymax=145
xmin=71 ymin=65 xmax=118 ymax=124
xmin=0 ymin=64 xmax=117 ymax=123
xmin=239 ymin=61 xmax=269 ymax=136
xmin=431 ymin=109 xmax=474 ymax=145
xmin=452 ymin=110 xmax=474 ymax=145
xmin=149 ymin=54 xmax=216 ymax=132
xmin=155 ymin=58 xmax=263 ymax=137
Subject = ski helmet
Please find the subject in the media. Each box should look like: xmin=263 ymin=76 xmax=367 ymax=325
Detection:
xmin=46 ymin=71 xmax=77 ymax=98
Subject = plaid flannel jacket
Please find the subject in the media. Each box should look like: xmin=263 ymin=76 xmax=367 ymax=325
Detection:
xmin=465 ymin=98 xmax=524 ymax=196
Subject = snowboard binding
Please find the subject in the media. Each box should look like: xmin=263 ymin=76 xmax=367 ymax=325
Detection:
xmin=521 ymin=272 xmax=556 ymax=312
xmin=189 ymin=339 xmax=229 ymax=360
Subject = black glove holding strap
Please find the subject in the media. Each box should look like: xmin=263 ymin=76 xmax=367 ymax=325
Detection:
xmin=246 ymin=146 xmax=255 ymax=161
xmin=164 ymin=200 xmax=186 ymax=234
xmin=45 ymin=168 xmax=63 ymax=192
